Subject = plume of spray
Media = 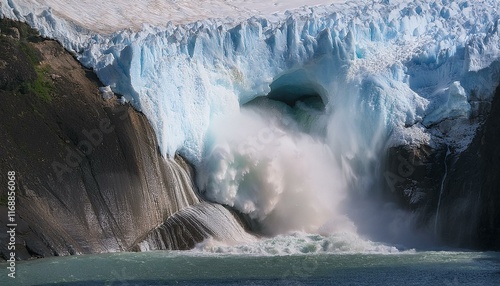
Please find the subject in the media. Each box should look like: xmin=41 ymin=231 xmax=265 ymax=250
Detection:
xmin=197 ymin=95 xmax=362 ymax=236
xmin=197 ymin=81 xmax=434 ymax=248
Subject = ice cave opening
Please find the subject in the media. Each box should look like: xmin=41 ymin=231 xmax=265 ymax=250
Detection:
xmin=266 ymin=69 xmax=327 ymax=111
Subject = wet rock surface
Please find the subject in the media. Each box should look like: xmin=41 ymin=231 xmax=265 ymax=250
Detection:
xmin=0 ymin=19 xmax=200 ymax=260
xmin=132 ymin=202 xmax=253 ymax=251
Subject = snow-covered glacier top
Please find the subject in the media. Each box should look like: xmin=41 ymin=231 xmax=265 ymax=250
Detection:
xmin=1 ymin=0 xmax=349 ymax=33
xmin=2 ymin=0 xmax=500 ymax=165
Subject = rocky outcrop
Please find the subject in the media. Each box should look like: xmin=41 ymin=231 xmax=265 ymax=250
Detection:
xmin=0 ymin=19 xmax=200 ymax=260
xmin=385 ymin=85 xmax=500 ymax=250
xmin=437 ymin=84 xmax=500 ymax=250
xmin=384 ymin=144 xmax=444 ymax=214
xmin=132 ymin=202 xmax=254 ymax=251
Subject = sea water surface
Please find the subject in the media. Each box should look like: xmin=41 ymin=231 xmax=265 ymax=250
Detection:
xmin=1 ymin=248 xmax=499 ymax=285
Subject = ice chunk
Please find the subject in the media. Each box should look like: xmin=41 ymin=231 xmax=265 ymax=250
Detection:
xmin=423 ymin=81 xmax=471 ymax=127
xmin=99 ymin=86 xmax=114 ymax=101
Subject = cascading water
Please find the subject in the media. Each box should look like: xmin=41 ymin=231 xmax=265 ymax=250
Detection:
xmin=198 ymin=97 xmax=348 ymax=236
xmin=195 ymin=78 xmax=400 ymax=246
xmin=434 ymin=146 xmax=451 ymax=235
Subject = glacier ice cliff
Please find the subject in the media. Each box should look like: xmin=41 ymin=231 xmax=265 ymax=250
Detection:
xmin=3 ymin=0 xmax=500 ymax=163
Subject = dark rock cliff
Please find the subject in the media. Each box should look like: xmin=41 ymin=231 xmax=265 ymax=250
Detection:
xmin=385 ymin=84 xmax=500 ymax=250
xmin=437 ymin=84 xmax=500 ymax=250
xmin=0 ymin=19 xmax=200 ymax=260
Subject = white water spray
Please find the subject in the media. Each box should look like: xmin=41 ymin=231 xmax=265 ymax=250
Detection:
xmin=197 ymin=99 xmax=346 ymax=235
xmin=197 ymin=79 xmax=390 ymax=238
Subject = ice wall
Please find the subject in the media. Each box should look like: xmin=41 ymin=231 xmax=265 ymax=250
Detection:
xmin=3 ymin=0 xmax=500 ymax=163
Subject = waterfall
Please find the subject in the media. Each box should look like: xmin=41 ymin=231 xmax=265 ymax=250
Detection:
xmin=164 ymin=157 xmax=201 ymax=211
xmin=434 ymin=146 xmax=451 ymax=235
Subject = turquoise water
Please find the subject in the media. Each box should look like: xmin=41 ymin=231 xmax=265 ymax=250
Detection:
xmin=1 ymin=251 xmax=499 ymax=285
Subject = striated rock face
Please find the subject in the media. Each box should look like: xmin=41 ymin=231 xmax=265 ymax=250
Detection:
xmin=0 ymin=19 xmax=200 ymax=259
xmin=132 ymin=202 xmax=255 ymax=251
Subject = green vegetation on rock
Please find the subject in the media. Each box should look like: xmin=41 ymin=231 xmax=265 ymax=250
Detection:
xmin=0 ymin=18 xmax=52 ymax=102
xmin=29 ymin=65 xmax=53 ymax=103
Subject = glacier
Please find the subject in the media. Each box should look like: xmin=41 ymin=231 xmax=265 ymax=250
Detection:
xmin=3 ymin=0 xmax=500 ymax=163
xmin=3 ymin=0 xmax=500 ymax=242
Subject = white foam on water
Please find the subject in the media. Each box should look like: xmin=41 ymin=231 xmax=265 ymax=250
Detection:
xmin=191 ymin=231 xmax=414 ymax=256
